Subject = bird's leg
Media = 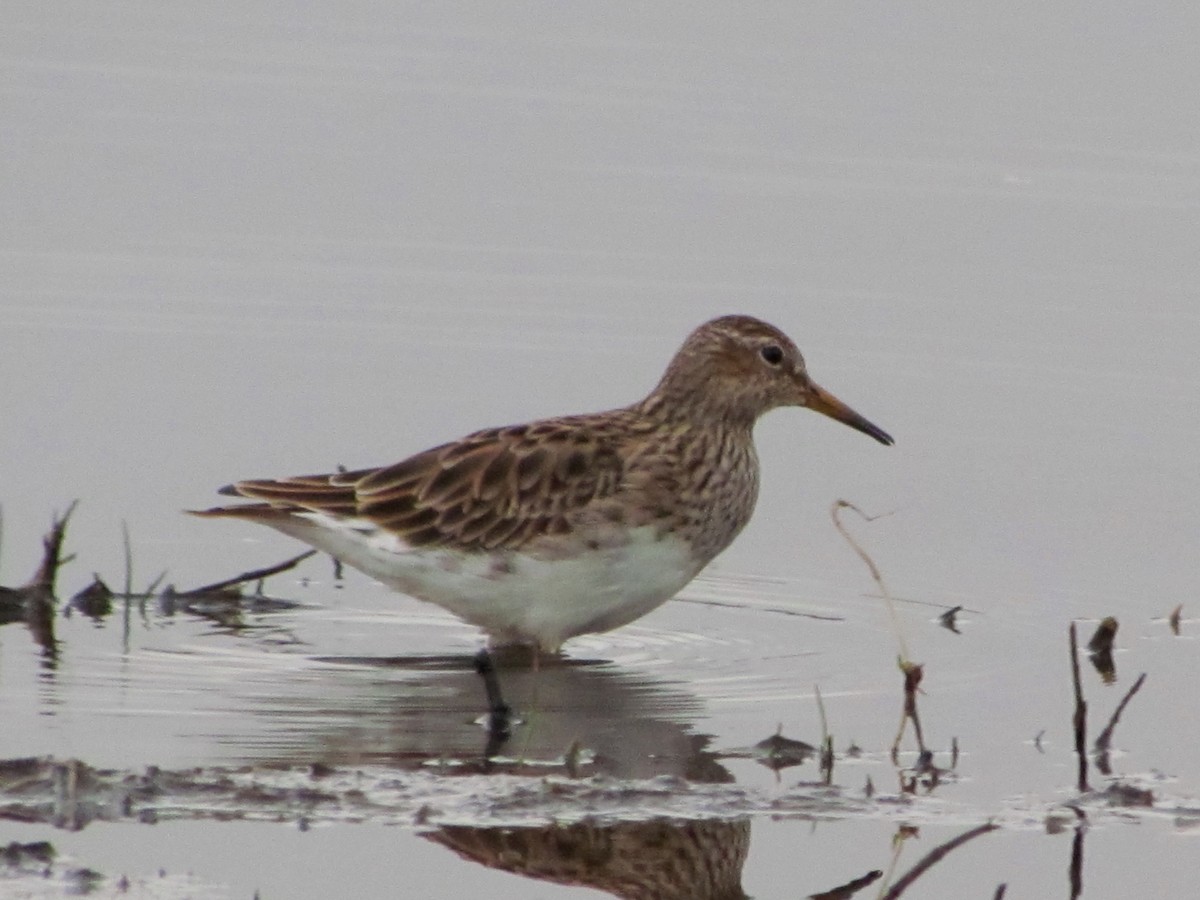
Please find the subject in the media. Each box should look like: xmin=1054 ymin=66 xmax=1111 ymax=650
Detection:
xmin=473 ymin=648 xmax=512 ymax=747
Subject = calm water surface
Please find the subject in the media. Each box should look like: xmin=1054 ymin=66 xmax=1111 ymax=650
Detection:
xmin=3 ymin=4 xmax=1199 ymax=898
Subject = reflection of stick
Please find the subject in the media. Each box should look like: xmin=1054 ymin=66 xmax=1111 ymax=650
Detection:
xmin=831 ymin=503 xmax=930 ymax=761
xmin=1069 ymin=623 xmax=1090 ymax=793
xmin=880 ymin=822 xmax=997 ymax=898
xmin=807 ymin=868 xmax=882 ymax=899
xmin=1068 ymin=809 xmax=1085 ymax=899
xmin=831 ymin=500 xmax=908 ymax=662
xmin=1094 ymin=672 xmax=1147 ymax=754
xmin=121 ymin=520 xmax=133 ymax=598
xmin=175 ymin=550 xmax=316 ymax=597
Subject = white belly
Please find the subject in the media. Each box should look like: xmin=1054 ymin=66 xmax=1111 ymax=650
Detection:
xmin=270 ymin=514 xmax=701 ymax=651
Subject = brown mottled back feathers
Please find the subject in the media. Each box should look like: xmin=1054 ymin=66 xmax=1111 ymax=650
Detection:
xmin=216 ymin=413 xmax=642 ymax=552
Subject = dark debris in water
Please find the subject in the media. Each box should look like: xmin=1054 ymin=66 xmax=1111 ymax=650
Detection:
xmin=1086 ymin=616 xmax=1119 ymax=684
xmin=1100 ymin=782 xmax=1154 ymax=808
xmin=752 ymin=726 xmax=816 ymax=772
xmin=68 ymin=574 xmax=114 ymax=620
xmin=0 ymin=503 xmax=313 ymax=646
xmin=1167 ymin=604 xmax=1183 ymax=635
xmin=937 ymin=605 xmax=963 ymax=633
xmin=1086 ymin=617 xmax=1119 ymax=655
xmin=3 ymin=839 xmax=55 ymax=867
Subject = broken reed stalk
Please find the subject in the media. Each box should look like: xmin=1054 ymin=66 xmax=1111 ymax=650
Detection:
xmin=830 ymin=502 xmax=927 ymax=760
xmin=815 ymin=684 xmax=829 ymax=742
xmin=893 ymin=662 xmax=927 ymax=757
xmin=879 ymin=822 xmax=998 ymax=899
xmin=25 ymin=504 xmax=79 ymax=595
xmin=28 ymin=501 xmax=79 ymax=593
xmin=176 ymin=549 xmax=316 ymax=597
xmin=1069 ymin=622 xmax=1090 ymax=793
xmin=831 ymin=500 xmax=909 ymax=662
xmin=1094 ymin=672 xmax=1148 ymax=754
xmin=815 ymin=684 xmax=834 ymax=784
xmin=821 ymin=734 xmax=834 ymax=785
xmin=143 ymin=571 xmax=167 ymax=596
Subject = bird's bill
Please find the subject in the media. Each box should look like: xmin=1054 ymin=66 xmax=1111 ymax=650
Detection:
xmin=807 ymin=382 xmax=894 ymax=446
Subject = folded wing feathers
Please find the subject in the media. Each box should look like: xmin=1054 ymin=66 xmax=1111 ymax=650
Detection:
xmin=220 ymin=421 xmax=627 ymax=551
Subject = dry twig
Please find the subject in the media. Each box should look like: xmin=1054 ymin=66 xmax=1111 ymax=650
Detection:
xmin=1069 ymin=622 xmax=1090 ymax=792
xmin=26 ymin=501 xmax=79 ymax=593
xmin=830 ymin=500 xmax=907 ymax=660
xmin=173 ymin=550 xmax=316 ymax=598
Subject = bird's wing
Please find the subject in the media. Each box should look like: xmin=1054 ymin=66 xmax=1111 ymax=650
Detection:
xmin=196 ymin=419 xmax=629 ymax=552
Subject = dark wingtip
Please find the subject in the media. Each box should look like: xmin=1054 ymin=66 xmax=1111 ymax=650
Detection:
xmin=216 ymin=483 xmax=241 ymax=497
xmin=185 ymin=503 xmax=287 ymax=520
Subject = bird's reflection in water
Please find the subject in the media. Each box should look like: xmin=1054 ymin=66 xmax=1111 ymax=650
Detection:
xmin=428 ymin=816 xmax=750 ymax=900
xmin=251 ymin=651 xmax=733 ymax=783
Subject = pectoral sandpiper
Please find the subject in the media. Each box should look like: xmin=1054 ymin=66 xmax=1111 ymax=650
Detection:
xmin=192 ymin=315 xmax=892 ymax=651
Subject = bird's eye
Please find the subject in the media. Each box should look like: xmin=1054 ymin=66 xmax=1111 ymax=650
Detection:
xmin=759 ymin=344 xmax=784 ymax=366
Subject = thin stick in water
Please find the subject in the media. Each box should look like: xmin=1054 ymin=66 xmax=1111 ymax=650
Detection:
xmin=892 ymin=661 xmax=927 ymax=757
xmin=815 ymin=684 xmax=829 ymax=743
xmin=27 ymin=501 xmax=80 ymax=593
xmin=831 ymin=500 xmax=908 ymax=662
xmin=1094 ymin=672 xmax=1148 ymax=754
xmin=176 ymin=550 xmax=316 ymax=597
xmin=1069 ymin=622 xmax=1090 ymax=793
